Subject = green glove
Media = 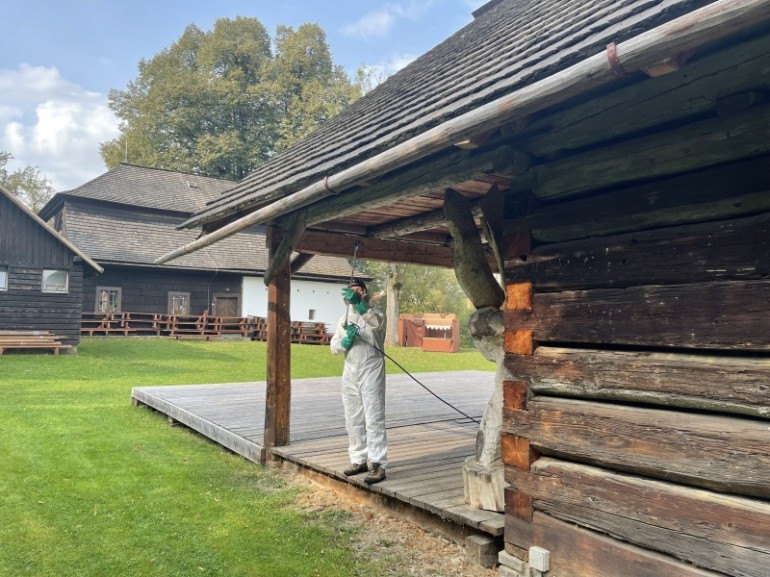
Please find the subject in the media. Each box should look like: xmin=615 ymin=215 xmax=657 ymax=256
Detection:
xmin=341 ymin=287 xmax=361 ymax=305
xmin=354 ymin=300 xmax=369 ymax=315
xmin=341 ymin=323 xmax=359 ymax=350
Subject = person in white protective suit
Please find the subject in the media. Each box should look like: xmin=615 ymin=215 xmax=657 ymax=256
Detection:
xmin=330 ymin=278 xmax=388 ymax=485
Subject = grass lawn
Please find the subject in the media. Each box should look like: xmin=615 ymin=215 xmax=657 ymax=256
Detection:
xmin=0 ymin=338 xmax=493 ymax=577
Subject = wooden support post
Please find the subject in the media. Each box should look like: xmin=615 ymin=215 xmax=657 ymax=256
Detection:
xmin=264 ymin=226 xmax=292 ymax=459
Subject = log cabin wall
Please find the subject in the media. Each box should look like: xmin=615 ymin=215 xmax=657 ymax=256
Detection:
xmin=498 ymin=22 xmax=770 ymax=577
xmin=82 ymin=266 xmax=241 ymax=316
xmin=0 ymin=192 xmax=86 ymax=345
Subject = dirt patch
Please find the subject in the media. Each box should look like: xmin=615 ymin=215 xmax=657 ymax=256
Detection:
xmin=288 ymin=471 xmax=500 ymax=577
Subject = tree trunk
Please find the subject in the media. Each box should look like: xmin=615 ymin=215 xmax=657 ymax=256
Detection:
xmin=385 ymin=264 xmax=402 ymax=346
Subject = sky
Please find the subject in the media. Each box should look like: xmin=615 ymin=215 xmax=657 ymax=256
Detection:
xmin=1 ymin=1 xmax=487 ymax=192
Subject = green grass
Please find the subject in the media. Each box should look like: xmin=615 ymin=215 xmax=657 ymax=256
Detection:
xmin=0 ymin=338 xmax=492 ymax=577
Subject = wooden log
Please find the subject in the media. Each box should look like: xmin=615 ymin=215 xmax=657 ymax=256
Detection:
xmin=504 ymin=509 xmax=722 ymax=577
xmin=503 ymin=397 xmax=770 ymax=498
xmin=505 ymin=211 xmax=770 ymax=290
xmin=264 ymin=209 xmax=305 ymax=286
xmin=505 ymin=346 xmax=770 ymax=418
xmin=296 ymin=230 xmax=455 ymax=268
xmin=504 ymin=154 xmax=770 ymax=244
xmin=534 ymin=101 xmax=770 ymax=200
xmin=505 ymin=279 xmax=770 ymax=351
xmin=507 ymin=458 xmax=770 ymax=577
xmin=521 ymin=31 xmax=770 ymax=160
xmin=444 ymin=188 xmax=505 ymax=308
xmin=264 ymin=227 xmax=292 ymax=454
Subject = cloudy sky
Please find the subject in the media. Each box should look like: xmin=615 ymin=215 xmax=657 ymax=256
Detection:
xmin=1 ymin=1 xmax=487 ymax=192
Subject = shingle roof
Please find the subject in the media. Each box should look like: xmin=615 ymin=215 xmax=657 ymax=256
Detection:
xmin=186 ymin=0 xmax=716 ymax=228
xmin=62 ymin=201 xmax=352 ymax=278
xmin=0 ymin=185 xmax=102 ymax=273
xmin=58 ymin=163 xmax=235 ymax=214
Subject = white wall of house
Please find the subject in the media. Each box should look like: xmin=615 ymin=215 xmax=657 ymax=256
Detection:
xmin=241 ymin=276 xmax=345 ymax=330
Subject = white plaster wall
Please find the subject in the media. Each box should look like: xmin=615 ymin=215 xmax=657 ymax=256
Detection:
xmin=241 ymin=276 xmax=345 ymax=330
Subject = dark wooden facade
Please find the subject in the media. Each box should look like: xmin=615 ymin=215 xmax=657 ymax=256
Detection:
xmin=0 ymin=188 xmax=100 ymax=346
xmin=158 ymin=1 xmax=770 ymax=575
xmin=81 ymin=266 xmax=241 ymax=316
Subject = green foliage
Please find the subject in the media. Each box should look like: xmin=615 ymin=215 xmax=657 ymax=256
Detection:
xmin=0 ymin=150 xmax=55 ymax=211
xmin=101 ymin=19 xmax=361 ymax=180
xmin=360 ymin=261 xmax=475 ymax=345
xmin=0 ymin=339 xmax=490 ymax=577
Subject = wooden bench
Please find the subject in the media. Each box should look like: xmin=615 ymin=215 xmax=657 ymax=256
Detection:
xmin=0 ymin=330 xmax=73 ymax=355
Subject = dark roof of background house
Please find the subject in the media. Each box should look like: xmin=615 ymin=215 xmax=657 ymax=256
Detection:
xmin=185 ymin=0 xmax=716 ymax=228
xmin=53 ymin=163 xmax=235 ymax=215
xmin=62 ymin=202 xmax=351 ymax=278
xmin=39 ymin=165 xmax=352 ymax=279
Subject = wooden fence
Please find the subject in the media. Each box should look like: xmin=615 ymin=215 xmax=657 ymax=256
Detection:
xmin=82 ymin=312 xmax=330 ymax=344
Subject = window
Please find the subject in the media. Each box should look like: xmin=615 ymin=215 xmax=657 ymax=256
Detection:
xmin=42 ymin=269 xmax=69 ymax=293
xmin=308 ymin=309 xmax=316 ymax=320
xmin=168 ymin=292 xmax=190 ymax=315
xmin=96 ymin=287 xmax=122 ymax=313
xmin=0 ymin=265 xmax=7 ymax=291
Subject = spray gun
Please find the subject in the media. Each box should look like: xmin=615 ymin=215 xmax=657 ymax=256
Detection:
xmin=344 ymin=241 xmax=361 ymax=328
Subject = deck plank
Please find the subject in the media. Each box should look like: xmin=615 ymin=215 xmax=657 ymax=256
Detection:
xmin=132 ymin=370 xmax=503 ymax=536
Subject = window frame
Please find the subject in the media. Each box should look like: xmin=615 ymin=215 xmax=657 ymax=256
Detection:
xmin=168 ymin=291 xmax=191 ymax=315
xmin=41 ymin=269 xmax=69 ymax=294
xmin=0 ymin=265 xmax=8 ymax=291
xmin=96 ymin=286 xmax=122 ymax=313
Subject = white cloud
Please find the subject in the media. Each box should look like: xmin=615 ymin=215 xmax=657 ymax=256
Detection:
xmin=0 ymin=64 xmax=119 ymax=191
xmin=343 ymin=1 xmax=435 ymax=40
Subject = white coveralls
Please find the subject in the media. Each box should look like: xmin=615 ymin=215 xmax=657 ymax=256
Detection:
xmin=330 ymin=303 xmax=388 ymax=468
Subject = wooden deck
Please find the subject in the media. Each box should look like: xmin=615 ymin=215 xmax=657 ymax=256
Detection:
xmin=131 ymin=370 xmax=504 ymax=536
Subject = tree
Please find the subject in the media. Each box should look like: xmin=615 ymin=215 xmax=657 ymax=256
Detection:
xmin=101 ymin=18 xmax=360 ymax=180
xmin=360 ymin=261 xmax=473 ymax=346
xmin=0 ymin=151 xmax=55 ymax=212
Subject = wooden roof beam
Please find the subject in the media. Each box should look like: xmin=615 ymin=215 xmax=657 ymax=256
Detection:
xmin=295 ymin=230 xmax=456 ymax=268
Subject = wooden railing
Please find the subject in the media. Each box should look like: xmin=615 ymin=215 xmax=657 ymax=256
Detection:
xmin=82 ymin=312 xmax=330 ymax=344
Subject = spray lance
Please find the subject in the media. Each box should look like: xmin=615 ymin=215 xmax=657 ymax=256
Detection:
xmin=344 ymin=240 xmax=361 ymax=328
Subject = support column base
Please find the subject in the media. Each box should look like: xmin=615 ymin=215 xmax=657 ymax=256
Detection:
xmin=462 ymin=456 xmax=505 ymax=512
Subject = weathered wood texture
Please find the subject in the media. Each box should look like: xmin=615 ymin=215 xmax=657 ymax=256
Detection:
xmin=505 ymin=511 xmax=722 ymax=577
xmin=82 ymin=266 xmax=241 ymax=316
xmin=443 ymin=188 xmax=505 ymax=308
xmin=506 ymin=346 xmax=770 ymax=419
xmin=532 ymin=100 xmax=770 ymax=201
xmin=505 ymin=211 xmax=770 ymax=290
xmin=505 ymin=280 xmax=770 ymax=351
xmin=503 ymin=398 xmax=770 ymax=499
xmin=131 ymin=371 xmax=503 ymax=535
xmin=506 ymin=458 xmax=770 ymax=577
xmin=518 ymin=30 xmax=770 ymax=163
xmin=264 ymin=228 xmax=292 ymax=450
xmin=507 ymin=154 xmax=770 ymax=243
xmin=0 ymin=193 xmax=85 ymax=345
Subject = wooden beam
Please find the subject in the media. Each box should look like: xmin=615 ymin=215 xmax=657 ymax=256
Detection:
xmin=296 ymin=230 xmax=456 ymax=268
xmin=444 ymin=188 xmax=505 ymax=308
xmin=305 ymin=145 xmax=517 ymax=228
xmin=367 ymin=200 xmax=483 ymax=239
xmin=264 ymin=227 xmax=292 ymax=454
xmin=506 ymin=155 xmax=770 ymax=244
xmin=505 ymin=510 xmax=720 ymax=577
xmin=508 ymin=458 xmax=770 ymax=576
xmin=264 ymin=209 xmax=306 ymax=286
xmin=505 ymin=279 xmax=770 ymax=351
xmin=535 ymin=102 xmax=770 ymax=201
xmin=504 ymin=397 xmax=770 ymax=499
xmin=290 ymin=253 xmax=314 ymax=275
xmin=506 ymin=346 xmax=770 ymax=419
